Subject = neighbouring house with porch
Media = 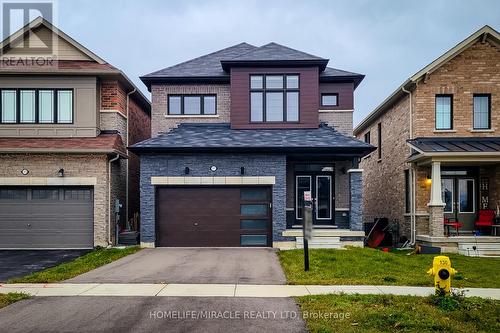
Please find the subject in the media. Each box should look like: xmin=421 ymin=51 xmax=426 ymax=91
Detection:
xmin=354 ymin=25 xmax=500 ymax=256
xmin=131 ymin=42 xmax=374 ymax=249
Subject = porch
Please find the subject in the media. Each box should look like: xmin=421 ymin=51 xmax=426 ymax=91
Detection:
xmin=407 ymin=137 xmax=500 ymax=255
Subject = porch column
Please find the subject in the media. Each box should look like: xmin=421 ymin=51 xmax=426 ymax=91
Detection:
xmin=428 ymin=161 xmax=445 ymax=237
xmin=348 ymin=169 xmax=363 ymax=231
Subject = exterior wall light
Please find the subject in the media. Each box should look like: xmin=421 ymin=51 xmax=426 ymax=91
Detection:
xmin=210 ymin=166 xmax=217 ymax=172
xmin=58 ymin=168 xmax=65 ymax=177
xmin=184 ymin=167 xmax=190 ymax=175
xmin=240 ymin=167 xmax=245 ymax=175
xmin=21 ymin=168 xmax=29 ymax=175
xmin=425 ymin=175 xmax=432 ymax=186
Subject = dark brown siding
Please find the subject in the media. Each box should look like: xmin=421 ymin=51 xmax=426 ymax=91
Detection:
xmin=230 ymin=67 xmax=319 ymax=129
xmin=319 ymin=82 xmax=354 ymax=110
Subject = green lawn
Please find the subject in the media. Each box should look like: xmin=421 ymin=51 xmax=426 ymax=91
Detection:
xmin=0 ymin=293 xmax=30 ymax=309
xmin=278 ymin=247 xmax=500 ymax=288
xmin=296 ymin=293 xmax=500 ymax=333
xmin=9 ymin=246 xmax=141 ymax=283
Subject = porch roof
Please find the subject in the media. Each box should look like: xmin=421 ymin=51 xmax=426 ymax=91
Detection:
xmin=407 ymin=137 xmax=500 ymax=164
xmin=130 ymin=123 xmax=375 ymax=155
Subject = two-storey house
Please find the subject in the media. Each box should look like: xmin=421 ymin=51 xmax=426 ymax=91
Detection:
xmin=354 ymin=26 xmax=500 ymax=255
xmin=131 ymin=42 xmax=374 ymax=248
xmin=0 ymin=18 xmax=150 ymax=249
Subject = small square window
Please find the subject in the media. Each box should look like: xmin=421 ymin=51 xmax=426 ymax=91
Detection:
xmin=286 ymin=75 xmax=299 ymax=89
xmin=321 ymin=94 xmax=338 ymax=106
xmin=250 ymin=75 xmax=263 ymax=89
xmin=265 ymin=75 xmax=284 ymax=89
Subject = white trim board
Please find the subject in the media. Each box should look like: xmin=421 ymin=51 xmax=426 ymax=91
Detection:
xmin=151 ymin=176 xmax=276 ymax=185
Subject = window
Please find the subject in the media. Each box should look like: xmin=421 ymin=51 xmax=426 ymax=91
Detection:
xmin=459 ymin=179 xmax=475 ymax=213
xmin=321 ymin=93 xmax=338 ymax=107
xmin=240 ymin=219 xmax=268 ymax=229
xmin=20 ymin=90 xmax=36 ymax=123
xmin=473 ymin=94 xmax=490 ymax=129
xmin=441 ymin=179 xmax=454 ymax=213
xmin=167 ymin=95 xmax=217 ymax=115
xmin=250 ymin=74 xmax=299 ymax=122
xmin=0 ymin=188 xmax=27 ymax=200
xmin=32 ymin=188 xmax=59 ymax=200
xmin=377 ymin=123 xmax=382 ymax=159
xmin=435 ymin=95 xmax=453 ymax=130
xmin=0 ymin=89 xmax=72 ymax=124
xmin=241 ymin=188 xmax=268 ymax=201
xmin=1 ymin=90 xmax=17 ymax=123
xmin=364 ymin=131 xmax=371 ymax=144
xmin=405 ymin=170 xmax=410 ymax=213
xmin=240 ymin=234 xmax=267 ymax=246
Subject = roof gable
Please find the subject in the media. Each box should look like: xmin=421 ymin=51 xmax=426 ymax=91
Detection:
xmin=354 ymin=25 xmax=500 ymax=135
xmin=1 ymin=17 xmax=106 ymax=63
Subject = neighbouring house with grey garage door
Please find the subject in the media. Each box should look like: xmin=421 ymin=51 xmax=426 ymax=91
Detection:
xmin=131 ymin=42 xmax=375 ymax=249
xmin=0 ymin=18 xmax=150 ymax=249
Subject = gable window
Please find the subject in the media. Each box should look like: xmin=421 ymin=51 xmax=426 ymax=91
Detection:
xmin=167 ymin=95 xmax=217 ymax=115
xmin=364 ymin=131 xmax=370 ymax=144
xmin=321 ymin=93 xmax=338 ymax=107
xmin=0 ymin=89 xmax=72 ymax=124
xmin=435 ymin=95 xmax=453 ymax=130
xmin=377 ymin=123 xmax=382 ymax=160
xmin=250 ymin=74 xmax=299 ymax=122
xmin=473 ymin=94 xmax=490 ymax=130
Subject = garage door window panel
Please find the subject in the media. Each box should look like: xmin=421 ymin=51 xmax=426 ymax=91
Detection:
xmin=32 ymin=188 xmax=60 ymax=200
xmin=240 ymin=234 xmax=268 ymax=246
xmin=0 ymin=188 xmax=27 ymax=200
xmin=64 ymin=189 xmax=91 ymax=201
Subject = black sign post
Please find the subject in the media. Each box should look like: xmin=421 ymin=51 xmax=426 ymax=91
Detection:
xmin=303 ymin=191 xmax=313 ymax=271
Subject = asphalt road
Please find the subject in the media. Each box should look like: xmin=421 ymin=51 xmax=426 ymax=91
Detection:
xmin=67 ymin=248 xmax=287 ymax=284
xmin=0 ymin=250 xmax=90 ymax=281
xmin=0 ymin=296 xmax=307 ymax=333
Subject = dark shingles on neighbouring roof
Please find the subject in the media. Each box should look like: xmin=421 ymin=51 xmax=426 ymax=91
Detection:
xmin=321 ymin=67 xmax=363 ymax=78
xmin=142 ymin=42 xmax=257 ymax=78
xmin=130 ymin=123 xmax=374 ymax=154
xmin=408 ymin=137 xmax=500 ymax=153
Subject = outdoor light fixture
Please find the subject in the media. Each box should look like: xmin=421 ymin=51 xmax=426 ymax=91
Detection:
xmin=210 ymin=165 xmax=217 ymax=172
xmin=21 ymin=168 xmax=29 ymax=176
xmin=426 ymin=174 xmax=432 ymax=185
xmin=240 ymin=167 xmax=245 ymax=175
xmin=58 ymin=168 xmax=65 ymax=177
xmin=184 ymin=167 xmax=190 ymax=175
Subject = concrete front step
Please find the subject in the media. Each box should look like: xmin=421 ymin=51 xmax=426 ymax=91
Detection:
xmin=295 ymin=236 xmax=342 ymax=249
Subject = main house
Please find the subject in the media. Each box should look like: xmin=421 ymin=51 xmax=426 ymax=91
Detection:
xmin=0 ymin=18 xmax=151 ymax=249
xmin=354 ymin=25 xmax=500 ymax=255
xmin=131 ymin=42 xmax=374 ymax=248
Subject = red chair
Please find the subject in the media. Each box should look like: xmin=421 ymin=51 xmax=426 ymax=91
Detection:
xmin=475 ymin=209 xmax=495 ymax=234
xmin=444 ymin=218 xmax=463 ymax=236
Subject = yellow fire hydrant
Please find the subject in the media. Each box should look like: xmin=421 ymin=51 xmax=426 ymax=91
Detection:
xmin=427 ymin=256 xmax=457 ymax=295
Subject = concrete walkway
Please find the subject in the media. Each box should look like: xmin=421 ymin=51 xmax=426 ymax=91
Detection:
xmin=1 ymin=283 xmax=499 ymax=299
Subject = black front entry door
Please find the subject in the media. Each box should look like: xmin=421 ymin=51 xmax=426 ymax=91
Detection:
xmin=295 ymin=170 xmax=335 ymax=226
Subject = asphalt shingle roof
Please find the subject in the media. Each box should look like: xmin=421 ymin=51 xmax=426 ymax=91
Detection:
xmin=130 ymin=123 xmax=374 ymax=155
xmin=225 ymin=42 xmax=326 ymax=62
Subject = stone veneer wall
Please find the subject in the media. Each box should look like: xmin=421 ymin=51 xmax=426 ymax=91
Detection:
xmin=349 ymin=170 xmax=363 ymax=231
xmin=139 ymin=154 xmax=288 ymax=245
xmin=0 ymin=153 xmax=111 ymax=246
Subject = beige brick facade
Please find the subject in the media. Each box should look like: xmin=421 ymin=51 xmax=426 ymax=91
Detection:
xmin=356 ymin=38 xmax=500 ymax=241
xmin=319 ymin=110 xmax=354 ymax=136
xmin=151 ymin=84 xmax=230 ymax=137
xmin=0 ymin=153 xmax=118 ymax=246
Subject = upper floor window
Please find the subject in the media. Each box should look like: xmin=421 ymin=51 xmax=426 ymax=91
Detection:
xmin=435 ymin=94 xmax=453 ymax=130
xmin=364 ymin=131 xmax=370 ymax=144
xmin=321 ymin=93 xmax=338 ymax=107
xmin=473 ymin=94 xmax=490 ymax=130
xmin=167 ymin=95 xmax=216 ymax=115
xmin=0 ymin=89 xmax=73 ymax=124
xmin=250 ymin=74 xmax=299 ymax=122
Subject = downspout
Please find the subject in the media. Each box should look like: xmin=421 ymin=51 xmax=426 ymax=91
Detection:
xmin=402 ymin=85 xmax=416 ymax=245
xmin=108 ymin=153 xmax=120 ymax=246
xmin=125 ymin=88 xmax=136 ymax=228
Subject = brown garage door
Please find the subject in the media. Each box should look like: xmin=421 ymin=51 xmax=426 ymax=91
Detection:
xmin=157 ymin=187 xmax=271 ymax=247
xmin=0 ymin=187 xmax=93 ymax=249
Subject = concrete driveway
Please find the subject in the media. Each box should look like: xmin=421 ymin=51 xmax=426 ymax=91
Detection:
xmin=67 ymin=248 xmax=287 ymax=284
xmin=0 ymin=296 xmax=306 ymax=333
xmin=0 ymin=250 xmax=90 ymax=282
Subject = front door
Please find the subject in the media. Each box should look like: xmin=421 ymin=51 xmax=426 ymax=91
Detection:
xmin=442 ymin=177 xmax=476 ymax=231
xmin=295 ymin=172 xmax=335 ymax=226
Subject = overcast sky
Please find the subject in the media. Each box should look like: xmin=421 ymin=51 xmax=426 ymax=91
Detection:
xmin=55 ymin=0 xmax=500 ymax=125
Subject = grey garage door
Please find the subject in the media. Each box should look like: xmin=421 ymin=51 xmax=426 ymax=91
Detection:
xmin=0 ymin=187 xmax=93 ymax=249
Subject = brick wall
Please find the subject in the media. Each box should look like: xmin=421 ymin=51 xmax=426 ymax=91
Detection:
xmin=100 ymin=80 xmax=127 ymax=115
xmin=139 ymin=154 xmax=288 ymax=245
xmin=150 ymin=84 xmax=230 ymax=137
xmin=357 ymin=94 xmax=411 ymax=236
xmin=100 ymin=111 xmax=127 ymax=141
xmin=0 ymin=153 xmax=111 ymax=246
xmin=319 ymin=111 xmax=354 ymax=136
xmin=414 ymin=41 xmax=500 ymax=137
